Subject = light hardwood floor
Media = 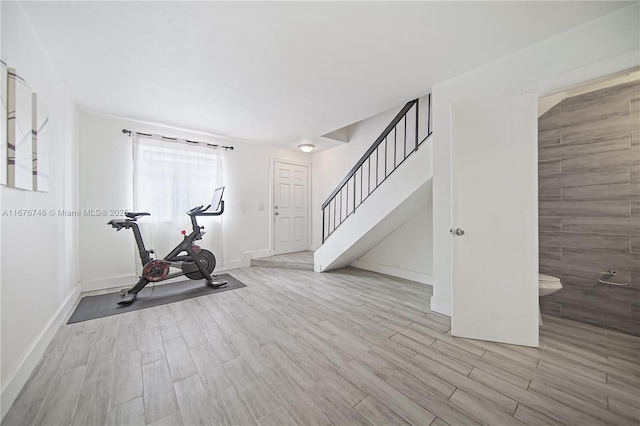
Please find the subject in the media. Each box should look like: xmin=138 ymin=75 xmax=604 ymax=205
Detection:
xmin=3 ymin=266 xmax=639 ymax=426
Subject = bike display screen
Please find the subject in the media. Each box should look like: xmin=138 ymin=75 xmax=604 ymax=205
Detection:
xmin=209 ymin=186 xmax=225 ymax=211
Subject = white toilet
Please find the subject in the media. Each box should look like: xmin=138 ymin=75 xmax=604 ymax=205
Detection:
xmin=538 ymin=274 xmax=562 ymax=325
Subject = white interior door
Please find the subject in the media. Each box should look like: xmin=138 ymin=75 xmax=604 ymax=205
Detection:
xmin=274 ymin=161 xmax=308 ymax=255
xmin=451 ymin=94 xmax=539 ymax=347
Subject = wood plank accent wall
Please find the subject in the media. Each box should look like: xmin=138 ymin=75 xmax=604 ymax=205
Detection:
xmin=538 ymin=80 xmax=640 ymax=336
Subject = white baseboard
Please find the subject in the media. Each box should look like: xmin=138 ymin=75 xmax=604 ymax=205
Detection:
xmin=217 ymin=260 xmax=244 ymax=271
xmin=208 ymin=249 xmax=272 ymax=272
xmin=244 ymin=249 xmax=272 ymax=262
xmin=430 ymin=296 xmax=451 ymax=317
xmin=1 ymin=283 xmax=81 ymax=421
xmin=351 ymin=260 xmax=434 ymax=285
xmin=80 ymin=274 xmax=138 ymax=293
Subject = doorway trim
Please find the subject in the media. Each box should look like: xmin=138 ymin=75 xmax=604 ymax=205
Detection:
xmin=268 ymin=157 xmax=312 ymax=255
xmin=520 ymin=51 xmax=639 ymax=97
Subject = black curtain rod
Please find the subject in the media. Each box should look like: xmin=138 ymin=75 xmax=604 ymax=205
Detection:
xmin=122 ymin=129 xmax=234 ymax=151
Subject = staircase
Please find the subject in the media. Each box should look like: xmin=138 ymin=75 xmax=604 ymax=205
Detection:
xmin=315 ymin=94 xmax=433 ymax=272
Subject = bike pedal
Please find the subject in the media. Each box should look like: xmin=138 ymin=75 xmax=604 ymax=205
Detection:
xmin=118 ymin=293 xmax=136 ymax=306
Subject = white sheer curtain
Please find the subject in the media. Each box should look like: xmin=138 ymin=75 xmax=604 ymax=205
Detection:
xmin=133 ymin=135 xmax=223 ymax=269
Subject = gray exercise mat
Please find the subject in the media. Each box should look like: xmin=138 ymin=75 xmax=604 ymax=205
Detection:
xmin=68 ymin=274 xmax=246 ymax=324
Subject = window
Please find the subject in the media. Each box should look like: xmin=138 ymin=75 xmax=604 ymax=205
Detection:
xmin=133 ymin=135 xmax=223 ymax=266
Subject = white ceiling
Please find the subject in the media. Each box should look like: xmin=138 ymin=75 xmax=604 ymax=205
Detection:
xmin=19 ymin=1 xmax=632 ymax=150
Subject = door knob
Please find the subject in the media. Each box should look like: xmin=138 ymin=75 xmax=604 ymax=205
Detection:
xmin=275 ymin=212 xmax=280 ymax=216
xmin=450 ymin=227 xmax=465 ymax=236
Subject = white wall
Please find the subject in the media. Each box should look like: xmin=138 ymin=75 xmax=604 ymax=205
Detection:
xmin=353 ymin=203 xmax=433 ymax=284
xmin=1 ymin=2 xmax=79 ymax=418
xmin=431 ymin=4 xmax=640 ymax=316
xmin=77 ymin=110 xmax=310 ymax=291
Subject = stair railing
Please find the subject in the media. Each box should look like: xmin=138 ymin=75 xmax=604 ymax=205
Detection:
xmin=321 ymin=94 xmax=432 ymax=243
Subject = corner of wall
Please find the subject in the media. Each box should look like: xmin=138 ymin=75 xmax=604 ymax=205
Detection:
xmin=0 ymin=283 xmax=80 ymax=421
xmin=430 ymin=295 xmax=451 ymax=317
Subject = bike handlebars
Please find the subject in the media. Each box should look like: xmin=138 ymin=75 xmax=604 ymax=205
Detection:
xmin=187 ymin=205 xmax=205 ymax=214
xmin=187 ymin=201 xmax=224 ymax=217
xmin=187 ymin=201 xmax=224 ymax=231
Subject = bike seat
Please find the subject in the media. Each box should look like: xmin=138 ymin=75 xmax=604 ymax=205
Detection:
xmin=125 ymin=212 xmax=150 ymax=219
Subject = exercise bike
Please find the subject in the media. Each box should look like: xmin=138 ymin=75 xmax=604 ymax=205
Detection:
xmin=107 ymin=186 xmax=227 ymax=306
